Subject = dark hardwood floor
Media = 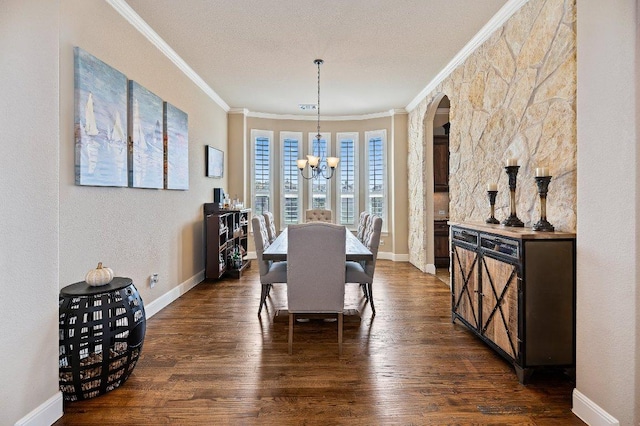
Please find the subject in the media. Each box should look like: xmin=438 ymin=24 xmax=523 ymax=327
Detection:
xmin=56 ymin=260 xmax=583 ymax=425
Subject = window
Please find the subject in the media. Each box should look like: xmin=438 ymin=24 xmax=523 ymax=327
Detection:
xmin=251 ymin=130 xmax=273 ymax=218
xmin=308 ymin=132 xmax=331 ymax=210
xmin=365 ymin=130 xmax=386 ymax=224
xmin=336 ymin=132 xmax=359 ymax=228
xmin=280 ymin=132 xmax=303 ymax=226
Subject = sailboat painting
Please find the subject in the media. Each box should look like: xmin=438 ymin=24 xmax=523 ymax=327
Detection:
xmin=164 ymin=102 xmax=189 ymax=190
xmin=74 ymin=47 xmax=128 ymax=187
xmin=128 ymin=81 xmax=164 ymax=189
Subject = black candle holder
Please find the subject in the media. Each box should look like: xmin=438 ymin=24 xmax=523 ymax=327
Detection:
xmin=502 ymin=166 xmax=524 ymax=227
xmin=486 ymin=190 xmax=499 ymax=224
xmin=533 ymin=176 xmax=555 ymax=232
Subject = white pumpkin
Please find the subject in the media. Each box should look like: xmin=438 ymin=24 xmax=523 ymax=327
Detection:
xmin=85 ymin=262 xmax=114 ymax=286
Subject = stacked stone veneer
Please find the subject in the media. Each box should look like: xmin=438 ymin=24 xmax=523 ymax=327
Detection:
xmin=408 ymin=0 xmax=576 ymax=272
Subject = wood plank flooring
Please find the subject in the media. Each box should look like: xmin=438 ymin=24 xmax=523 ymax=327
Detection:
xmin=55 ymin=261 xmax=584 ymax=425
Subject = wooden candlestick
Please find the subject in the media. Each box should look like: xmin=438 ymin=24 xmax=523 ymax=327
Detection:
xmin=486 ymin=190 xmax=499 ymax=224
xmin=502 ymin=166 xmax=524 ymax=227
xmin=533 ymin=176 xmax=554 ymax=231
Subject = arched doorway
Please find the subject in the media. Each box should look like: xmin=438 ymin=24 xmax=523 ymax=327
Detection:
xmin=432 ymin=96 xmax=450 ymax=272
xmin=421 ymin=94 xmax=450 ymax=276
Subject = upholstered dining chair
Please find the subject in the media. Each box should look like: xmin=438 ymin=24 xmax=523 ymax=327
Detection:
xmin=252 ymin=215 xmax=287 ymax=316
xmin=287 ymin=222 xmax=346 ymax=355
xmin=356 ymin=211 xmax=370 ymax=242
xmin=345 ymin=215 xmax=383 ymax=316
xmin=262 ymin=211 xmax=278 ymax=244
xmin=305 ymin=209 xmax=332 ymax=223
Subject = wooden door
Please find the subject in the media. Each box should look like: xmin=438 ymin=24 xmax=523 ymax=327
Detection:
xmin=480 ymin=255 xmax=519 ymax=360
xmin=451 ymin=244 xmax=479 ymax=329
xmin=433 ymin=136 xmax=449 ymax=191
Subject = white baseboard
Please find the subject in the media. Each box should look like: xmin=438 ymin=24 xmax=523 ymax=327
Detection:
xmin=572 ymin=389 xmax=619 ymax=426
xmin=425 ymin=263 xmax=436 ymax=274
xmin=377 ymin=251 xmax=408 ymax=261
xmin=15 ymin=391 xmax=63 ymax=426
xmin=144 ymin=270 xmax=204 ymax=319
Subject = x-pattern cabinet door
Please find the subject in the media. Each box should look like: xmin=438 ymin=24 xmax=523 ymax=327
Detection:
xmin=452 ymin=244 xmax=479 ymax=329
xmin=480 ymin=254 xmax=519 ymax=360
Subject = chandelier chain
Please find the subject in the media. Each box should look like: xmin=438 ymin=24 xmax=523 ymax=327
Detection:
xmin=315 ymin=59 xmax=322 ymax=142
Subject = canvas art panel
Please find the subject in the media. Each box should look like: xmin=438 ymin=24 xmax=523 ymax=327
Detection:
xmin=164 ymin=102 xmax=189 ymax=190
xmin=128 ymin=81 xmax=164 ymax=189
xmin=74 ymin=47 xmax=128 ymax=187
xmin=206 ymin=146 xmax=224 ymax=178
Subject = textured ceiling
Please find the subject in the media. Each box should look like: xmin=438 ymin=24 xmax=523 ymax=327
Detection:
xmin=125 ymin=0 xmax=507 ymax=116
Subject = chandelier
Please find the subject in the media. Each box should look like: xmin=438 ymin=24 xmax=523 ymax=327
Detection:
xmin=298 ymin=59 xmax=339 ymax=180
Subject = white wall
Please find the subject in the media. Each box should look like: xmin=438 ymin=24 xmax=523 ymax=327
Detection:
xmin=58 ymin=1 xmax=227 ymax=299
xmin=576 ymin=0 xmax=638 ymax=424
xmin=1 ymin=0 xmax=230 ymax=423
xmin=0 ymin=0 xmax=62 ymax=424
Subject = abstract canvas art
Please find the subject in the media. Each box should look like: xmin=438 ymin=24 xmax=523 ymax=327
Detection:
xmin=164 ymin=102 xmax=189 ymax=190
xmin=74 ymin=47 xmax=128 ymax=187
xmin=206 ymin=146 xmax=224 ymax=178
xmin=128 ymin=81 xmax=164 ymax=189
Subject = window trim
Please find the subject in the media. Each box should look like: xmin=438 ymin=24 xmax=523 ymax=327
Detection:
xmin=250 ymin=129 xmax=274 ymax=232
xmin=336 ymin=132 xmax=359 ymax=230
xmin=364 ymin=129 xmax=387 ymax=232
xmin=307 ymin=132 xmax=332 ymax=211
xmin=280 ymin=131 xmax=303 ymax=228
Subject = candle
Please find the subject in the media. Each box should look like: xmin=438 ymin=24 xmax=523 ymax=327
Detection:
xmin=535 ymin=167 xmax=549 ymax=177
xmin=507 ymin=158 xmax=518 ymax=167
xmin=487 ymin=183 xmax=498 ymax=191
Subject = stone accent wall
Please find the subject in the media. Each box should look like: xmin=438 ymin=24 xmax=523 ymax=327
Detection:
xmin=408 ymin=0 xmax=576 ymax=271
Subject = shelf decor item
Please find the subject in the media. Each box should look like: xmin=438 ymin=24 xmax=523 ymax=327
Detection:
xmin=84 ymin=262 xmax=114 ymax=286
xmin=486 ymin=184 xmax=499 ymax=224
xmin=533 ymin=168 xmax=554 ymax=231
xmin=502 ymin=159 xmax=524 ymax=227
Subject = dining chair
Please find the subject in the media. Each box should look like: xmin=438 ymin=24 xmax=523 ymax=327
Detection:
xmin=262 ymin=211 xmax=278 ymax=244
xmin=345 ymin=215 xmax=383 ymax=316
xmin=287 ymin=222 xmax=346 ymax=355
xmin=251 ymin=215 xmax=287 ymax=316
xmin=305 ymin=209 xmax=332 ymax=223
xmin=356 ymin=211 xmax=370 ymax=242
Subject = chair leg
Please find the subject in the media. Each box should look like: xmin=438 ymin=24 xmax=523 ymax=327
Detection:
xmin=258 ymin=284 xmax=268 ymax=316
xmin=288 ymin=313 xmax=294 ymax=355
xmin=360 ymin=283 xmax=369 ymax=300
xmin=367 ymin=283 xmax=376 ymax=316
xmin=338 ymin=312 xmax=343 ymax=356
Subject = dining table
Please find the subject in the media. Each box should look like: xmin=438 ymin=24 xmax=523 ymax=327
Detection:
xmin=262 ymin=227 xmax=373 ymax=262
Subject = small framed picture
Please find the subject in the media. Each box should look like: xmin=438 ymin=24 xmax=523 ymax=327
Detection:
xmin=206 ymin=145 xmax=224 ymax=178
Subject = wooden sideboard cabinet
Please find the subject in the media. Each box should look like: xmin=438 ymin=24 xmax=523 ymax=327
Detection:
xmin=450 ymin=222 xmax=576 ymax=383
xmin=204 ymin=204 xmax=251 ymax=280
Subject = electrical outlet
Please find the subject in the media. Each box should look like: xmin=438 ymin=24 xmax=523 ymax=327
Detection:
xmin=438 ymin=210 xmax=446 ymax=216
xmin=379 ymin=240 xmax=385 ymax=246
xmin=150 ymin=273 xmax=159 ymax=288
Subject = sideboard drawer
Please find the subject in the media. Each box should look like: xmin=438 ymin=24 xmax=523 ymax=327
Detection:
xmin=480 ymin=233 xmax=519 ymax=259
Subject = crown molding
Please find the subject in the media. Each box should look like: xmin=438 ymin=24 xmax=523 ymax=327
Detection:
xmin=246 ymin=109 xmax=400 ymax=121
xmin=405 ymin=0 xmax=529 ymax=112
xmin=228 ymin=108 xmax=249 ymax=115
xmin=106 ymin=0 xmax=230 ymax=112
